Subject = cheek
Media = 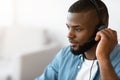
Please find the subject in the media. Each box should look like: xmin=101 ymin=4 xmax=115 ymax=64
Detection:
xmin=77 ymin=34 xmax=87 ymax=42
xmin=76 ymin=32 xmax=91 ymax=45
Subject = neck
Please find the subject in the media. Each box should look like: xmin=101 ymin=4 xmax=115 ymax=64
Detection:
xmin=84 ymin=44 xmax=97 ymax=60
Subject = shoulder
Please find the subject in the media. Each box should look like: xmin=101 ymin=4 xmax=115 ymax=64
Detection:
xmin=110 ymin=43 xmax=120 ymax=66
xmin=110 ymin=44 xmax=120 ymax=77
xmin=110 ymin=43 xmax=120 ymax=58
xmin=56 ymin=45 xmax=72 ymax=58
xmin=113 ymin=43 xmax=120 ymax=52
xmin=55 ymin=45 xmax=80 ymax=62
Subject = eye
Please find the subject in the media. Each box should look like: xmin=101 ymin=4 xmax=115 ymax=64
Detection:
xmin=74 ymin=27 xmax=82 ymax=32
xmin=66 ymin=24 xmax=70 ymax=30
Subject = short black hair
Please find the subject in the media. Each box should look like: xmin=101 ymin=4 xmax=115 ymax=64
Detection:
xmin=68 ymin=0 xmax=109 ymax=26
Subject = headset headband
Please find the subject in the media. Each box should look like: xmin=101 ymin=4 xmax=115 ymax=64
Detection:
xmin=90 ymin=0 xmax=104 ymax=24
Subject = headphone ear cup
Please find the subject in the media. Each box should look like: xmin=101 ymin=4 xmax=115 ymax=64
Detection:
xmin=96 ymin=24 xmax=106 ymax=31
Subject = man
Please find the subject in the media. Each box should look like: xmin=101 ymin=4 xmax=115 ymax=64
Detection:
xmin=35 ymin=0 xmax=120 ymax=80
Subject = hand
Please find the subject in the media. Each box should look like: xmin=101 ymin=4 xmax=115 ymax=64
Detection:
xmin=95 ymin=28 xmax=118 ymax=60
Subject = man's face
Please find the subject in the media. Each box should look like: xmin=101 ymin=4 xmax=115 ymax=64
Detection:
xmin=66 ymin=11 xmax=99 ymax=52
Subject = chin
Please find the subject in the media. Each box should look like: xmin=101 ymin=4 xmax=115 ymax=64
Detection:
xmin=70 ymin=41 xmax=97 ymax=56
xmin=70 ymin=46 xmax=84 ymax=55
xmin=71 ymin=45 xmax=79 ymax=51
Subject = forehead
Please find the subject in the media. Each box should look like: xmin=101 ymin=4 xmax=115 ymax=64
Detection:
xmin=66 ymin=11 xmax=98 ymax=27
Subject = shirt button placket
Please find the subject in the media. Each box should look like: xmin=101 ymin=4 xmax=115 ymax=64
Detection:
xmin=78 ymin=66 xmax=80 ymax=69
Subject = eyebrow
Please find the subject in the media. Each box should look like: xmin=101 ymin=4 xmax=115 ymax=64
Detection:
xmin=66 ymin=24 xmax=81 ymax=28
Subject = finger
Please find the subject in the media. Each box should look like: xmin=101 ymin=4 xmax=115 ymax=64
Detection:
xmin=103 ymin=28 xmax=117 ymax=40
xmin=95 ymin=33 xmax=101 ymax=41
xmin=98 ymin=28 xmax=115 ymax=39
xmin=95 ymin=28 xmax=111 ymax=41
xmin=95 ymin=28 xmax=118 ymax=41
xmin=99 ymin=29 xmax=110 ymax=39
xmin=107 ymin=28 xmax=117 ymax=39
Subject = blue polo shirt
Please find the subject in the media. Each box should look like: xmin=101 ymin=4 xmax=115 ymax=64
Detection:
xmin=35 ymin=44 xmax=120 ymax=80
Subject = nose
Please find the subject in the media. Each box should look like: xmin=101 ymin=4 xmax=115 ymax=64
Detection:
xmin=67 ymin=29 xmax=75 ymax=39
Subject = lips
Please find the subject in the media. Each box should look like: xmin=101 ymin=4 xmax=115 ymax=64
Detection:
xmin=69 ymin=39 xmax=78 ymax=47
xmin=69 ymin=42 xmax=76 ymax=46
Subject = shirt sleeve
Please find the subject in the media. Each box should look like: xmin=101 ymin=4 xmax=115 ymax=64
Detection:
xmin=116 ymin=60 xmax=120 ymax=79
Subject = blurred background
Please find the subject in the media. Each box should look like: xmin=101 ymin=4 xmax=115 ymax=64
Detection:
xmin=0 ymin=0 xmax=120 ymax=80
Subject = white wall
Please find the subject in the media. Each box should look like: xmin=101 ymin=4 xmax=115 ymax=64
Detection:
xmin=0 ymin=0 xmax=14 ymax=27
xmin=104 ymin=0 xmax=120 ymax=41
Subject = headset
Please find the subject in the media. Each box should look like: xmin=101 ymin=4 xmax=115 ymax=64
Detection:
xmin=82 ymin=0 xmax=107 ymax=52
xmin=90 ymin=0 xmax=107 ymax=31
